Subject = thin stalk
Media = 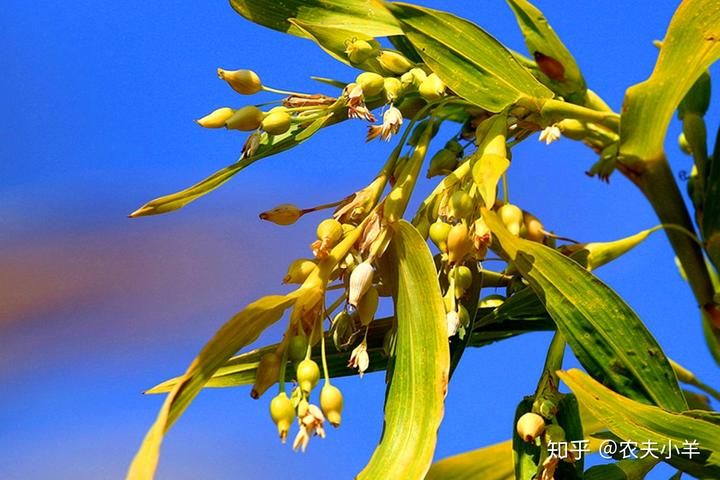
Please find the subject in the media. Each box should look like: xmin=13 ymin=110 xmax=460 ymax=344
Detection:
xmin=534 ymin=331 xmax=566 ymax=399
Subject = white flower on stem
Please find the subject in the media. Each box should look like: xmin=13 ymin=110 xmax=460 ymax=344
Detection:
xmin=292 ymin=403 xmax=326 ymax=453
xmin=344 ymin=83 xmax=376 ymax=122
xmin=367 ymin=106 xmax=403 ymax=142
xmin=446 ymin=310 xmax=460 ymax=337
xmin=539 ymin=124 xmax=561 ymax=145
xmin=348 ymin=341 xmax=370 ymax=377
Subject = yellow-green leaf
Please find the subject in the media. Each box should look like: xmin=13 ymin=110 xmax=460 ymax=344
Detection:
xmin=357 ymin=220 xmax=448 ymax=479
xmin=619 ymin=0 xmax=720 ymax=165
xmin=425 ymin=440 xmax=514 ymax=480
xmin=127 ymin=294 xmax=297 ymax=479
xmin=506 ymin=0 xmax=587 ymax=103
xmin=387 ymin=3 xmax=553 ymax=113
xmin=559 ymin=369 xmax=720 ymax=477
xmin=228 ymin=0 xmax=401 ymax=37
xmin=485 ymin=210 xmax=687 ymax=411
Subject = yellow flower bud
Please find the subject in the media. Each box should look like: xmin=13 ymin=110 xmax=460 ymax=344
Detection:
xmin=383 ymin=77 xmax=403 ymax=103
xmin=516 ymin=412 xmax=546 ymax=442
xmin=251 ymin=352 xmax=281 ymax=399
xmin=357 ymin=286 xmax=379 ymax=326
xmin=269 ymin=392 xmax=295 ymax=442
xmin=401 ymin=67 xmax=427 ymax=89
xmin=345 ymin=39 xmax=376 ymax=64
xmin=429 ymin=221 xmax=452 ymax=253
xmin=288 ymin=334 xmax=309 ymax=362
xmin=522 ymin=211 xmax=545 ymax=243
xmin=217 ymin=68 xmax=262 ymax=95
xmin=378 ymin=50 xmax=414 ymax=75
xmin=320 ymin=384 xmax=344 ymax=427
xmin=259 ymin=203 xmax=303 ymax=225
xmin=283 ymin=258 xmax=316 ymax=284
xmin=447 ymin=222 xmax=474 ymax=264
xmin=498 ymin=204 xmax=523 ymax=236
xmin=225 ymin=105 xmax=264 ymax=131
xmin=195 ymin=107 xmax=235 ymax=128
xmin=355 ymin=72 xmax=385 ymax=97
xmin=450 ymin=265 xmax=472 ymax=290
xmin=419 ymin=73 xmax=446 ymax=101
xmin=296 ymin=359 xmax=320 ymax=394
xmin=261 ymin=110 xmax=292 ymax=135
xmin=449 ymin=191 xmax=473 ymax=219
xmin=317 ymin=218 xmax=343 ymax=245
xmin=348 ymin=261 xmax=374 ymax=307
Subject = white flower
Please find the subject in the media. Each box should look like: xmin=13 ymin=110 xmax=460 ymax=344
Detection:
xmin=292 ymin=403 xmax=326 ymax=453
xmin=539 ymin=125 xmax=561 ymax=145
xmin=348 ymin=341 xmax=370 ymax=377
xmin=367 ymin=106 xmax=403 ymax=142
xmin=446 ymin=311 xmax=460 ymax=337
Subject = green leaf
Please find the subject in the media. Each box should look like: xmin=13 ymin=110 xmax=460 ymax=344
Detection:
xmin=512 ymin=397 xmax=540 ymax=480
xmin=584 ymin=457 xmax=660 ymax=480
xmin=505 ymin=0 xmax=587 ymax=103
xmin=619 ymin=0 xmax=720 ymax=165
xmin=485 ymin=210 xmax=687 ymax=411
xmin=127 ymin=294 xmax=297 ymax=479
xmin=704 ymin=123 xmax=720 ymax=271
xmin=357 ymin=220 xmax=448 ymax=479
xmin=559 ymin=369 xmax=720 ymax=478
xmin=228 ymin=0 xmax=401 ymax=37
xmin=426 ymin=440 xmax=514 ymax=480
xmin=130 ymin=112 xmax=333 ymax=217
xmin=387 ymin=3 xmax=552 ymax=113
xmin=448 ymin=261 xmax=482 ymax=377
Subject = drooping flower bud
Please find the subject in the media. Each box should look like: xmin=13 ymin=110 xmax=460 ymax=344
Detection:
xmin=522 ymin=211 xmax=545 ymax=243
xmin=252 ymin=352 xmax=281 ymax=399
xmin=450 ymin=265 xmax=472 ymax=290
xmin=312 ymin=218 xmax=344 ymax=258
xmin=217 ymin=68 xmax=262 ymax=95
xmin=516 ymin=412 xmax=546 ymax=442
xmin=195 ymin=107 xmax=235 ymax=128
xmin=447 ymin=222 xmax=474 ymax=264
xmin=418 ymin=73 xmax=446 ymax=101
xmin=357 ymin=286 xmax=379 ymax=326
xmin=259 ymin=203 xmax=303 ymax=225
xmin=345 ymin=39 xmax=376 ymax=64
xmin=348 ymin=341 xmax=370 ymax=377
xmin=427 ymin=149 xmax=458 ymax=178
xmin=383 ymin=77 xmax=403 ymax=103
xmin=347 ymin=261 xmax=374 ymax=307
xmin=320 ymin=384 xmax=344 ymax=427
xmin=225 ymin=105 xmax=264 ymax=131
xmin=296 ymin=358 xmax=320 ymax=394
xmin=498 ymin=204 xmax=523 ymax=236
xmin=429 ymin=220 xmax=452 ymax=253
xmin=544 ymin=424 xmax=566 ymax=443
xmin=261 ymin=110 xmax=292 ymax=135
xmin=355 ymin=72 xmax=385 ymax=97
xmin=283 ymin=258 xmax=316 ymax=284
xmin=457 ymin=305 xmax=470 ymax=338
xmin=400 ymin=67 xmax=427 ymax=89
xmin=288 ymin=334 xmax=309 ymax=362
xmin=449 ymin=191 xmax=473 ymax=219
xmin=269 ymin=392 xmax=295 ymax=442
xmin=378 ymin=50 xmax=414 ymax=74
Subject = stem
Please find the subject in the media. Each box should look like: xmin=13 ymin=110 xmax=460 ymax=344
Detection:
xmin=263 ymin=85 xmax=316 ymax=97
xmin=534 ymin=331 xmax=566 ymax=399
xmin=320 ymin=321 xmax=330 ymax=384
xmin=520 ymin=96 xmax=620 ymax=131
xmin=502 ymin=173 xmax=509 ymax=204
xmin=278 ymin=346 xmax=289 ymax=394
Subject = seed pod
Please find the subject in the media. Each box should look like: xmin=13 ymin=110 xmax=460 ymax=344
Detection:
xmin=522 ymin=211 xmax=545 ymax=243
xmin=419 ymin=73 xmax=446 ymax=101
xmin=251 ymin=352 xmax=281 ymax=399
xmin=357 ymin=286 xmax=379 ymax=326
xmin=383 ymin=77 xmax=403 ymax=103
xmin=427 ymin=149 xmax=458 ymax=178
xmin=378 ymin=50 xmax=414 ymax=75
xmin=283 ymin=258 xmax=316 ymax=284
xmin=296 ymin=359 xmax=320 ymax=394
xmin=226 ymin=105 xmax=264 ymax=131
xmin=429 ymin=221 xmax=452 ymax=253
xmin=348 ymin=261 xmax=374 ymax=307
xmin=447 ymin=222 xmax=474 ymax=264
xmin=217 ymin=68 xmax=262 ymax=95
xmin=345 ymin=39 xmax=375 ymax=64
xmin=261 ymin=110 xmax=292 ymax=135
xmin=498 ymin=204 xmax=523 ymax=236
xmin=516 ymin=412 xmax=546 ymax=442
xmin=544 ymin=424 xmax=566 ymax=443
xmin=450 ymin=265 xmax=472 ymax=290
xmin=449 ymin=191 xmax=473 ymax=219
xmin=355 ymin=72 xmax=385 ymax=97
xmin=195 ymin=107 xmax=235 ymax=128
xmin=288 ymin=335 xmax=309 ymax=362
xmin=269 ymin=392 xmax=295 ymax=442
xmin=259 ymin=203 xmax=303 ymax=225
xmin=320 ymin=384 xmax=344 ymax=427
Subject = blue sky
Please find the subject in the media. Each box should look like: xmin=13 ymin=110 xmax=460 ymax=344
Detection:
xmin=1 ymin=1 xmax=718 ymax=478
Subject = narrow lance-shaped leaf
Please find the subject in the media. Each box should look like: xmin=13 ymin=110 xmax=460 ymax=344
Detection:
xmin=559 ymin=369 xmax=720 ymax=477
xmin=620 ymin=0 xmax=720 ymax=165
xmin=506 ymin=0 xmax=587 ymax=103
xmin=357 ymin=220 xmax=449 ymax=479
xmin=228 ymin=0 xmax=401 ymax=37
xmin=127 ymin=294 xmax=297 ymax=480
xmin=426 ymin=440 xmax=514 ymax=480
xmin=387 ymin=3 xmax=553 ymax=113
xmin=485 ymin=210 xmax=687 ymax=411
